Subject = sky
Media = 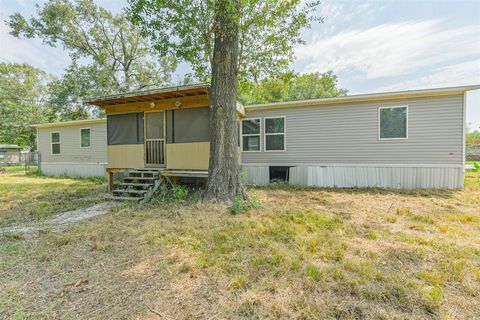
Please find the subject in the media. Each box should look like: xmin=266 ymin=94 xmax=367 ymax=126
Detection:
xmin=0 ymin=0 xmax=479 ymax=131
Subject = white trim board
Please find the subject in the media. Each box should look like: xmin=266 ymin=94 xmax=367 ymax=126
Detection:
xmin=241 ymin=118 xmax=262 ymax=152
xmin=41 ymin=162 xmax=107 ymax=165
xmin=263 ymin=116 xmax=286 ymax=152
xmin=378 ymin=105 xmax=408 ymax=140
xmin=79 ymin=127 xmax=92 ymax=148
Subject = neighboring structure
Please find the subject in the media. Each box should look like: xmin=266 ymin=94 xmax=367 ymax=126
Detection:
xmin=0 ymin=144 xmax=21 ymax=165
xmin=85 ymin=84 xmax=244 ymax=192
xmin=32 ymin=119 xmax=107 ymax=177
xmin=241 ymin=85 xmax=480 ymax=189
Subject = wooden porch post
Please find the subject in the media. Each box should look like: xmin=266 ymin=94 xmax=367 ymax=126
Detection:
xmin=107 ymin=170 xmax=113 ymax=192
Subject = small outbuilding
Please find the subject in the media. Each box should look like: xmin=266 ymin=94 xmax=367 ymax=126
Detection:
xmin=0 ymin=144 xmax=21 ymax=165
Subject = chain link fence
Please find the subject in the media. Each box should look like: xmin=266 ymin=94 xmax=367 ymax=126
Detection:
xmin=0 ymin=151 xmax=40 ymax=174
xmin=466 ymin=144 xmax=480 ymax=162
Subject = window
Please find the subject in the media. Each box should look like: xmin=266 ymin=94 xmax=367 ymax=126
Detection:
xmin=242 ymin=118 xmax=261 ymax=151
xmin=80 ymin=128 xmax=91 ymax=148
xmin=379 ymin=106 xmax=408 ymax=139
xmin=51 ymin=132 xmax=60 ymax=155
xmin=264 ymin=116 xmax=285 ymax=151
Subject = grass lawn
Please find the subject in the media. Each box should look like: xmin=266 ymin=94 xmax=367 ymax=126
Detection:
xmin=1 ymin=165 xmax=38 ymax=173
xmin=0 ymin=172 xmax=106 ymax=227
xmin=1 ymin=172 xmax=479 ymax=319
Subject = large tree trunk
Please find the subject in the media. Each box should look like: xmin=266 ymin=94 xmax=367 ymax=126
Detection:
xmin=203 ymin=0 xmax=246 ymax=202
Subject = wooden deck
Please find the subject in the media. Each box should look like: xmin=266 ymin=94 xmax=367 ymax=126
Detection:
xmin=159 ymin=170 xmax=208 ymax=178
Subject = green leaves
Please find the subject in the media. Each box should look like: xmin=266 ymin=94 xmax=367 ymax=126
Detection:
xmin=473 ymin=162 xmax=480 ymax=172
xmin=0 ymin=63 xmax=55 ymax=148
xmin=128 ymin=0 xmax=321 ymax=82
xmin=238 ymin=71 xmax=347 ymax=105
xmin=8 ymin=0 xmax=176 ymax=93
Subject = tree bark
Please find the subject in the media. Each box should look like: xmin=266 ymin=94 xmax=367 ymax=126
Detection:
xmin=203 ymin=0 xmax=246 ymax=202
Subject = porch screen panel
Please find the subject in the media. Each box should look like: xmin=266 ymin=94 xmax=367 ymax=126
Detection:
xmin=167 ymin=107 xmax=210 ymax=143
xmin=146 ymin=112 xmax=164 ymax=139
xmin=107 ymin=112 xmax=144 ymax=145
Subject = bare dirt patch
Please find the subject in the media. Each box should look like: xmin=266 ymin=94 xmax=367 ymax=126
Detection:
xmin=0 ymin=203 xmax=115 ymax=234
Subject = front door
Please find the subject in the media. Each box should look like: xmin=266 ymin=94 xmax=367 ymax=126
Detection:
xmin=145 ymin=111 xmax=165 ymax=166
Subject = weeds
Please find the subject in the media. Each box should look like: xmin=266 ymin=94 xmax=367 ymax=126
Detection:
xmin=172 ymin=185 xmax=189 ymax=202
xmin=150 ymin=183 xmax=201 ymax=205
xmin=305 ymin=264 xmax=321 ymax=281
xmin=228 ymin=196 xmax=260 ymax=214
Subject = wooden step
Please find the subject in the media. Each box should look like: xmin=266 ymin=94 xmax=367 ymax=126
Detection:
xmin=128 ymin=170 xmax=159 ymax=175
xmin=120 ymin=183 xmax=154 ymax=187
xmin=105 ymin=195 xmax=141 ymax=201
xmin=112 ymin=196 xmax=141 ymax=201
xmin=124 ymin=177 xmax=157 ymax=181
xmin=113 ymin=189 xmax=148 ymax=194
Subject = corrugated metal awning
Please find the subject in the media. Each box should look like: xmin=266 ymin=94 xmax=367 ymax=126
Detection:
xmin=84 ymin=84 xmax=210 ymax=107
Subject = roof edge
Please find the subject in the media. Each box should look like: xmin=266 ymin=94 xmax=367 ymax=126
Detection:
xmin=245 ymin=84 xmax=480 ymax=111
xmin=83 ymin=83 xmax=210 ymax=104
xmin=31 ymin=118 xmax=106 ymax=128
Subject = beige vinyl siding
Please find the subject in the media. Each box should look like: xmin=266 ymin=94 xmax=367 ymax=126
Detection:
xmin=37 ymin=122 xmax=107 ymax=164
xmin=242 ymin=95 xmax=464 ymax=166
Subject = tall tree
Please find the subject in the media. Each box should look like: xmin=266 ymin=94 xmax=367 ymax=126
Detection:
xmin=239 ymin=71 xmax=348 ymax=105
xmin=8 ymin=0 xmax=176 ymax=110
xmin=203 ymin=0 xmax=244 ymax=201
xmin=129 ymin=0 xmax=320 ymax=201
xmin=0 ymin=63 xmax=55 ymax=148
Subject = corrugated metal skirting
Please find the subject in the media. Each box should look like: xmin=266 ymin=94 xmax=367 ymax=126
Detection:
xmin=242 ymin=166 xmax=269 ymax=186
xmin=289 ymin=166 xmax=464 ymax=189
xmin=41 ymin=163 xmax=107 ymax=178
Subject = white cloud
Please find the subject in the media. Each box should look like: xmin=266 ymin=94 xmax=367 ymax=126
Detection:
xmin=315 ymin=2 xmax=382 ymax=35
xmin=376 ymin=59 xmax=480 ymax=91
xmin=0 ymin=23 xmax=70 ymax=75
xmin=296 ymin=20 xmax=480 ymax=80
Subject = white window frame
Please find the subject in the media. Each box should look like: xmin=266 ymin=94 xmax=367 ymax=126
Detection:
xmin=51 ymin=131 xmax=61 ymax=155
xmin=378 ymin=106 xmax=408 ymax=140
xmin=79 ymin=127 xmax=91 ymax=148
xmin=241 ymin=118 xmax=262 ymax=152
xmin=264 ymin=116 xmax=286 ymax=152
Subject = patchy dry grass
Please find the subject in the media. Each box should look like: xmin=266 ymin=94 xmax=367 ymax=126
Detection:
xmin=0 ymin=172 xmax=479 ymax=319
xmin=0 ymin=172 xmax=106 ymax=227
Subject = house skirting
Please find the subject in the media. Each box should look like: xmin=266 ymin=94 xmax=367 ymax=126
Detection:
xmin=242 ymin=164 xmax=464 ymax=189
xmin=40 ymin=163 xmax=107 ymax=178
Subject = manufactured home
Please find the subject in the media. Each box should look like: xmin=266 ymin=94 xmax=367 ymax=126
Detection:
xmin=33 ymin=84 xmax=478 ymax=194
xmin=32 ymin=119 xmax=107 ymax=177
